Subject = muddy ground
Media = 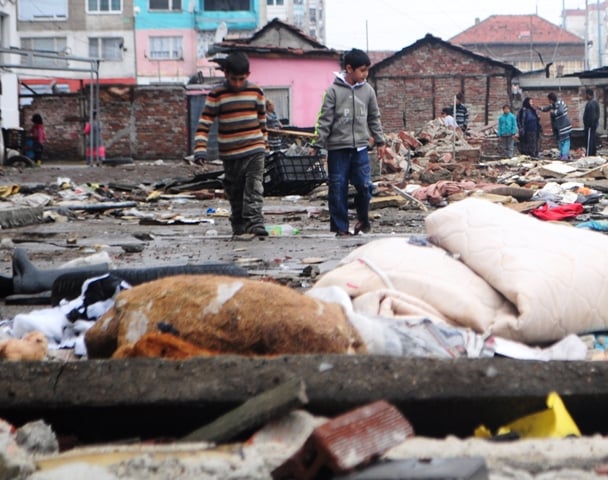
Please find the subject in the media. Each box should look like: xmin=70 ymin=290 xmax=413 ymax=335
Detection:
xmin=0 ymin=159 xmax=426 ymax=318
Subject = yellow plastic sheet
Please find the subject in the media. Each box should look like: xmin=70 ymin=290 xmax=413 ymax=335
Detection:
xmin=474 ymin=391 xmax=581 ymax=439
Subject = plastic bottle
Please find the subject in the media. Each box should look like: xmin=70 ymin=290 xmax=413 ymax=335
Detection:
xmin=265 ymin=224 xmax=301 ymax=236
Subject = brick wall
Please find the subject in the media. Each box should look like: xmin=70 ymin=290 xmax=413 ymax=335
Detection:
xmin=371 ymin=40 xmax=515 ymax=134
xmin=20 ymin=85 xmax=188 ymax=161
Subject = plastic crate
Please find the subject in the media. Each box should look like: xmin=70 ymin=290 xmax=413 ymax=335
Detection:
xmin=2 ymin=128 xmax=26 ymax=151
xmin=263 ymin=152 xmax=327 ymax=196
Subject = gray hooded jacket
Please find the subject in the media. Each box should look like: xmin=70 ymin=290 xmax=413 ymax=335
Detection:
xmin=314 ymin=73 xmax=384 ymax=151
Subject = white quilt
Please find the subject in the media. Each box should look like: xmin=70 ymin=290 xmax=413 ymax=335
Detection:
xmin=314 ymin=198 xmax=608 ymax=344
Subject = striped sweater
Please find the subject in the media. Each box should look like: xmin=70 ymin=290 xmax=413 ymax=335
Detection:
xmin=194 ymin=81 xmax=267 ymax=160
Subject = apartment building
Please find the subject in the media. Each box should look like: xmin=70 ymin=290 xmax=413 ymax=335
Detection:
xmin=0 ymin=0 xmax=20 ymax=127
xmin=563 ymin=1 xmax=608 ymax=70
xmin=17 ymin=0 xmax=136 ymax=91
xmin=260 ymin=0 xmax=325 ymax=45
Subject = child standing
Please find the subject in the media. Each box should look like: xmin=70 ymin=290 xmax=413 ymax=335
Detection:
xmin=497 ymin=104 xmax=518 ymax=158
xmin=314 ymin=48 xmax=386 ymax=237
xmin=83 ymin=111 xmax=105 ymax=166
xmin=29 ymin=113 xmax=46 ymax=166
xmin=194 ymin=52 xmax=268 ymax=237
xmin=265 ymin=99 xmax=283 ymax=151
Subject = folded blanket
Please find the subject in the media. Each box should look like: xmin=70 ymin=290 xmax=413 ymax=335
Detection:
xmin=426 ymin=198 xmax=608 ymax=342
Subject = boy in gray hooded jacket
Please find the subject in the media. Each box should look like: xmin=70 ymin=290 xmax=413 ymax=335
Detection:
xmin=314 ymin=48 xmax=386 ymax=236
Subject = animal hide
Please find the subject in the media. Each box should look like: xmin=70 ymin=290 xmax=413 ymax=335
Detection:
xmin=85 ymin=274 xmax=365 ymax=358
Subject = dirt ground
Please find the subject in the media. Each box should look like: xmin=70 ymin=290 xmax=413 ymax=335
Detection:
xmin=0 ymin=159 xmax=426 ymax=318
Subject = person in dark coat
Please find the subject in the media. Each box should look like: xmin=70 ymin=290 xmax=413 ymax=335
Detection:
xmin=538 ymin=92 xmax=572 ymax=160
xmin=583 ymin=88 xmax=600 ymax=156
xmin=517 ymin=97 xmax=542 ymax=158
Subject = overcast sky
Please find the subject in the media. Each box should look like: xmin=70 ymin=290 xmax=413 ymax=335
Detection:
xmin=325 ymin=0 xmax=588 ymax=51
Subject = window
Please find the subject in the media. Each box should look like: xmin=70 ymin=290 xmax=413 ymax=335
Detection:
xmin=149 ymin=0 xmax=182 ymax=11
xmin=264 ymin=87 xmax=289 ymax=124
xmin=267 ymin=0 xmax=284 ymax=5
xmin=89 ymin=37 xmax=124 ymax=61
xmin=149 ymin=36 xmax=183 ymax=60
xmin=309 ymin=7 xmax=316 ymax=22
xmin=18 ymin=0 xmax=67 ymax=21
xmin=21 ymin=37 xmax=68 ymax=67
xmin=87 ymin=0 xmax=122 ymax=13
xmin=204 ymin=0 xmax=250 ymax=12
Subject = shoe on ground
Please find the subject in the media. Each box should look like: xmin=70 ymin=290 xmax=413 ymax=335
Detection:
xmin=335 ymin=231 xmax=352 ymax=238
xmin=354 ymin=220 xmax=371 ymax=234
xmin=249 ymin=225 xmax=269 ymax=237
xmin=232 ymin=233 xmax=255 ymax=241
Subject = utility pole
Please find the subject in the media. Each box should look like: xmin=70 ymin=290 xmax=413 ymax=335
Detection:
xmin=585 ymin=0 xmax=590 ymax=70
xmin=598 ymin=0 xmax=603 ymax=66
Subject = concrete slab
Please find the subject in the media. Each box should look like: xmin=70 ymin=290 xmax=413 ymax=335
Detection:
xmin=1 ymin=356 xmax=607 ymax=442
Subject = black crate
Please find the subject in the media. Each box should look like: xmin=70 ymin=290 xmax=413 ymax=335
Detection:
xmin=263 ymin=152 xmax=327 ymax=196
xmin=2 ymin=128 xmax=26 ymax=150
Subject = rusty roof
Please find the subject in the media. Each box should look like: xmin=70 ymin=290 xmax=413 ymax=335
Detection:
xmin=450 ymin=14 xmax=583 ymax=45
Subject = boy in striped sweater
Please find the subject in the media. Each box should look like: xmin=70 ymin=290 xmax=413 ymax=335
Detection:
xmin=194 ymin=52 xmax=269 ymax=237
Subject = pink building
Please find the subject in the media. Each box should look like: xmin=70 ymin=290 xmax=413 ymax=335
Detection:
xmin=211 ymin=19 xmax=341 ymax=127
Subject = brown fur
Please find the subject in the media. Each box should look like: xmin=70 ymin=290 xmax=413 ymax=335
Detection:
xmin=85 ymin=274 xmax=365 ymax=359
xmin=112 ymin=332 xmax=218 ymax=359
xmin=0 ymin=331 xmax=48 ymax=361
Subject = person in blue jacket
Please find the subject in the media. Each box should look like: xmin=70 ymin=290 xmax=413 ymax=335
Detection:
xmin=497 ymin=104 xmax=518 ymax=158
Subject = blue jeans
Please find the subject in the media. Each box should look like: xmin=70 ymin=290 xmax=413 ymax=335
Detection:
xmin=327 ymin=148 xmax=372 ymax=233
xmin=558 ymin=137 xmax=571 ymax=159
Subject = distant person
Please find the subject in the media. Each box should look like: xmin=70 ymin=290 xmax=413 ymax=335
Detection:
xmin=538 ymin=92 xmax=572 ymax=160
xmin=29 ymin=113 xmax=46 ymax=166
xmin=517 ymin=97 xmax=542 ymax=158
xmin=441 ymin=107 xmax=456 ymax=128
xmin=193 ymin=52 xmax=269 ymax=237
xmin=583 ymin=88 xmax=600 ymax=156
xmin=265 ymin=99 xmax=283 ymax=151
xmin=497 ymin=104 xmax=518 ymax=158
xmin=83 ymin=111 xmax=105 ymax=166
xmin=313 ymin=48 xmax=386 ymax=237
xmin=454 ymin=92 xmax=469 ymax=132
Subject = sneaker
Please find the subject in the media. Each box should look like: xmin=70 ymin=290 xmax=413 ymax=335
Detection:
xmin=354 ymin=220 xmax=371 ymax=234
xmin=249 ymin=225 xmax=269 ymax=237
xmin=335 ymin=231 xmax=352 ymax=238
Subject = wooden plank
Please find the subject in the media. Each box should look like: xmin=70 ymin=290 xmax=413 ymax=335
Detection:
xmin=390 ymin=185 xmax=429 ymax=211
xmin=180 ymin=377 xmax=308 ymax=443
xmin=267 ymin=128 xmax=316 ymax=138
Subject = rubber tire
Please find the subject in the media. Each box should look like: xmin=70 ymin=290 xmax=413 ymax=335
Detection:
xmin=5 ymin=154 xmax=35 ymax=168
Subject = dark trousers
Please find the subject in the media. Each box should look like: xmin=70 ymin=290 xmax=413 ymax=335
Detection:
xmin=585 ymin=125 xmax=598 ymax=156
xmin=222 ymin=151 xmax=265 ymax=234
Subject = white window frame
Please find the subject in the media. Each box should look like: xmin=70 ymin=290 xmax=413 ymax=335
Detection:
xmin=18 ymin=0 xmax=68 ymax=21
xmin=20 ymin=37 xmax=68 ymax=67
xmin=149 ymin=36 xmax=183 ymax=60
xmin=87 ymin=0 xmax=122 ymax=14
xmin=264 ymin=87 xmax=290 ymax=125
xmin=149 ymin=0 xmax=182 ymax=11
xmin=89 ymin=37 xmax=124 ymax=61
